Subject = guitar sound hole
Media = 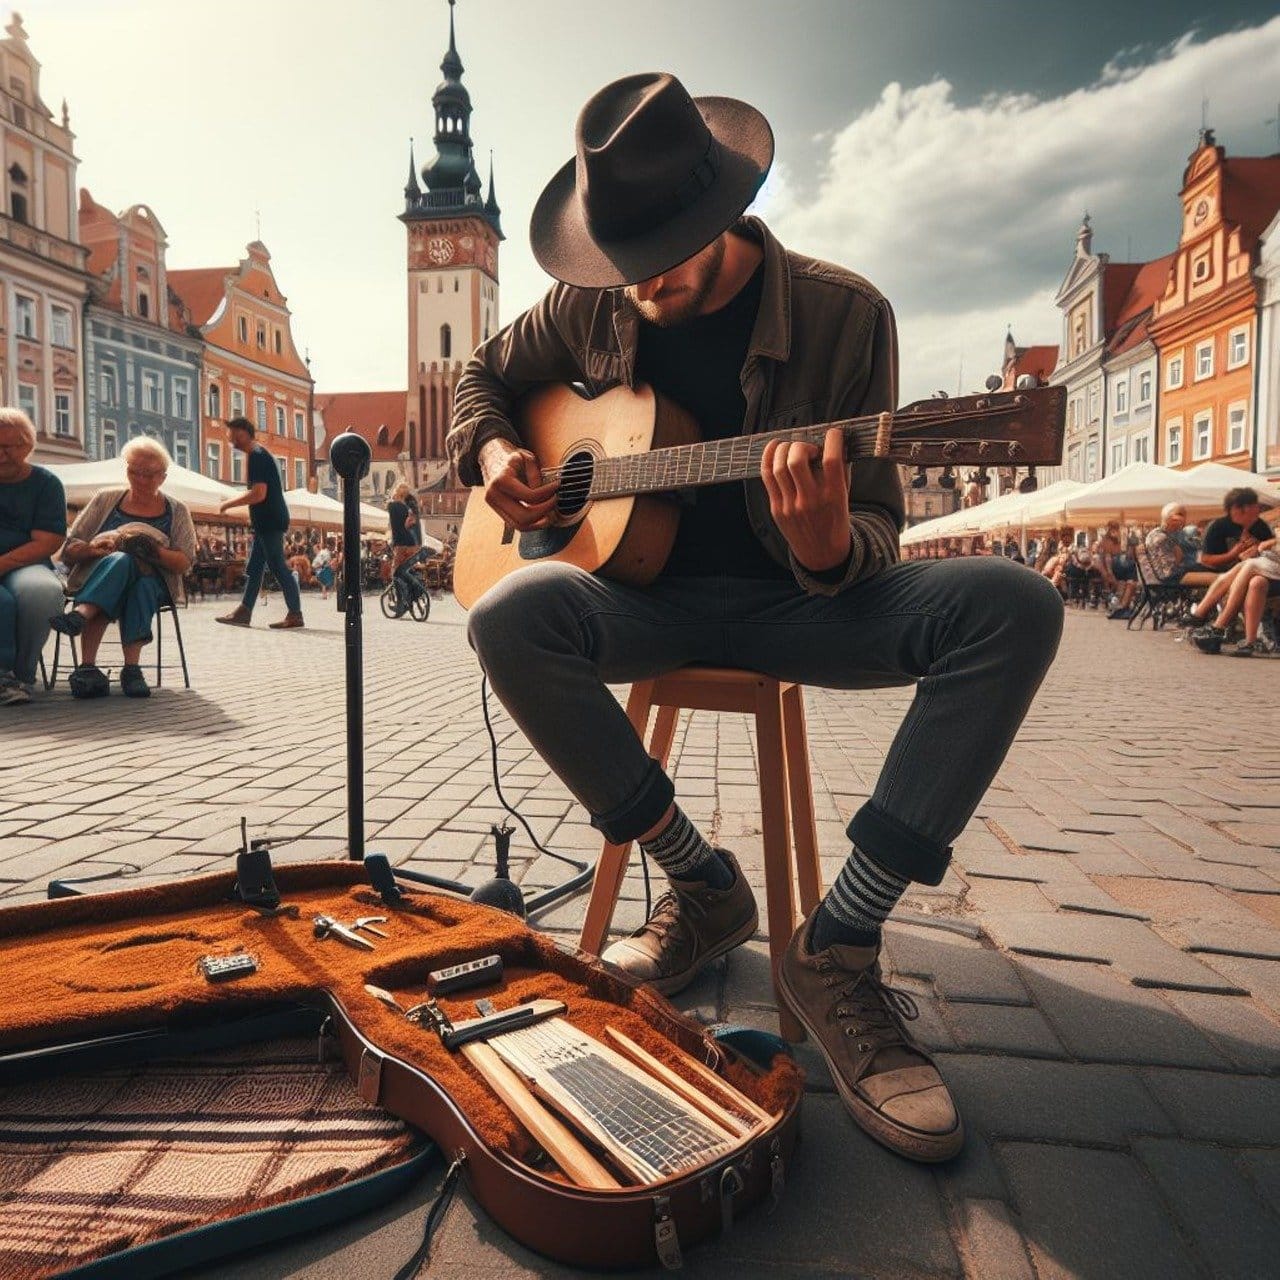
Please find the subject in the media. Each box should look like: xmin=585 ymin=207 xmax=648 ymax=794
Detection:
xmin=556 ymin=451 xmax=595 ymax=519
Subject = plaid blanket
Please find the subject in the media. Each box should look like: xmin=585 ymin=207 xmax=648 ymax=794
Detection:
xmin=0 ymin=1033 xmax=424 ymax=1280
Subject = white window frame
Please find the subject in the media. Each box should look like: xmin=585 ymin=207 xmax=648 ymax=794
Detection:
xmin=208 ymin=382 xmax=221 ymax=418
xmin=1227 ymin=325 xmax=1249 ymax=371
xmin=17 ymin=382 xmax=37 ymax=427
xmin=293 ymin=458 xmax=306 ymax=490
xmin=50 ymin=304 xmax=72 ymax=348
xmin=1192 ymin=409 xmax=1212 ymax=460
xmin=172 ymin=376 xmax=191 ymax=421
xmin=274 ymin=404 xmax=286 ymax=436
xmin=205 ymin=441 xmax=221 ymax=479
xmin=1088 ymin=386 xmax=1099 ymax=423
xmin=1167 ymin=418 xmax=1183 ymax=466
xmin=1085 ymin=439 xmax=1099 ymax=481
xmin=1138 ymin=370 xmax=1152 ymax=404
xmin=15 ymin=293 xmax=36 ymax=339
xmin=231 ymin=389 xmax=245 ymax=418
xmin=1110 ymin=440 xmax=1126 ymax=473
xmin=101 ymin=423 xmax=118 ymax=459
xmin=1132 ymin=431 xmax=1152 ymax=464
xmin=274 ymin=454 xmax=286 ymax=482
xmin=293 ymin=409 xmax=305 ymax=441
xmin=1194 ymin=340 xmax=1214 ymax=381
xmin=99 ymin=364 xmax=117 ymax=407
xmin=255 ymin=396 xmax=267 ymax=431
xmin=1115 ymin=380 xmax=1128 ymax=414
xmin=1226 ymin=402 xmax=1247 ymax=454
xmin=231 ymin=450 xmax=244 ymax=484
xmin=54 ymin=392 xmax=72 ymax=437
xmin=1167 ymin=354 xmax=1184 ymax=390
xmin=142 ymin=369 xmax=162 ymax=414
xmin=174 ymin=439 xmax=191 ymax=470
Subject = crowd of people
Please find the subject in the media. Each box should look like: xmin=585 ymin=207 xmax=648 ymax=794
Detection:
xmin=904 ymin=486 xmax=1280 ymax=656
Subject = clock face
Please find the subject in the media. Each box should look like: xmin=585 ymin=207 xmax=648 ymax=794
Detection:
xmin=427 ymin=236 xmax=455 ymax=265
xmin=1192 ymin=198 xmax=1209 ymax=226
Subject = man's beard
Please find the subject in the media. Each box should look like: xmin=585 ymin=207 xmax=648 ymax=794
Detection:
xmin=625 ymin=239 xmax=726 ymax=328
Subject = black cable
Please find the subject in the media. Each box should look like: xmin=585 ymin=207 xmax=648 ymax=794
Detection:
xmin=392 ymin=1155 xmax=463 ymax=1280
xmin=480 ymin=673 xmax=583 ymax=869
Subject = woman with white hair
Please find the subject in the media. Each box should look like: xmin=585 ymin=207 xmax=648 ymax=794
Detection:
xmin=51 ymin=436 xmax=196 ymax=698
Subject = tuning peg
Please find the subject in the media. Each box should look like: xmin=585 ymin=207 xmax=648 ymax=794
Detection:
xmin=909 ymin=466 xmax=928 ymax=489
xmin=938 ymin=466 xmax=956 ymax=490
xmin=1018 ymin=466 xmax=1039 ymax=494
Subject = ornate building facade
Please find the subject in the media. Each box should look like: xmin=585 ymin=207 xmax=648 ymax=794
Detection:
xmin=1256 ymin=210 xmax=1280 ymax=478
xmin=169 ymin=242 xmax=313 ymax=490
xmin=0 ymin=14 xmax=88 ymax=463
xmin=78 ymin=190 xmax=201 ymax=466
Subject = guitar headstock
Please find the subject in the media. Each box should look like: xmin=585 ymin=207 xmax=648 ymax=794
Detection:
xmin=885 ymin=386 xmax=1066 ymax=468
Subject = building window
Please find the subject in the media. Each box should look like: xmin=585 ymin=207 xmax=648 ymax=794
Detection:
xmin=100 ymin=365 xmax=118 ymax=407
xmin=1193 ymin=410 xmax=1212 ymax=459
xmin=174 ymin=439 xmax=191 ymax=470
xmin=1069 ymin=398 xmax=1080 ymax=430
xmin=1085 ymin=439 xmax=1099 ymax=481
xmin=1115 ymin=380 xmax=1128 ymax=414
xmin=1067 ymin=443 xmax=1081 ymax=481
xmin=206 ymin=441 xmax=221 ymax=479
xmin=142 ymin=370 xmax=162 ymax=413
xmin=1227 ymin=402 xmax=1247 ymax=454
xmin=17 ymin=383 xmax=37 ymax=428
xmin=9 ymin=190 xmax=26 ymax=223
xmin=1167 ymin=419 xmax=1183 ymax=465
xmin=255 ymin=396 xmax=267 ymax=431
xmin=275 ymin=404 xmax=286 ymax=435
xmin=136 ymin=290 xmax=150 ymax=320
xmin=256 ymin=321 xmax=266 ymax=349
xmin=1132 ymin=432 xmax=1152 ymax=464
xmin=232 ymin=450 xmax=244 ymax=484
xmin=440 ymin=323 xmax=452 ymax=359
xmin=1167 ymin=355 xmax=1184 ymax=390
xmin=1194 ymin=340 xmax=1213 ymax=381
xmin=1110 ymin=441 xmax=1125 ymax=473
xmin=1088 ymin=386 xmax=1099 ymax=423
xmin=1138 ymin=370 xmax=1152 ymax=404
xmin=15 ymin=294 xmax=36 ymax=339
xmin=293 ymin=458 xmax=306 ymax=490
xmin=102 ymin=423 xmax=117 ymax=459
xmin=1227 ymin=326 xmax=1249 ymax=370
xmin=54 ymin=393 xmax=72 ymax=437
xmin=1192 ymin=253 xmax=1210 ymax=283
xmin=237 ymin=315 xmax=249 ymax=343
xmin=208 ymin=383 xmax=221 ymax=418
xmin=275 ymin=455 xmax=286 ymax=483
xmin=274 ymin=328 xmax=282 ymax=354
xmin=231 ymin=389 xmax=245 ymax=418
xmin=293 ymin=410 xmax=305 ymax=441
xmin=172 ymin=377 xmax=191 ymax=419
xmin=50 ymin=305 xmax=72 ymax=348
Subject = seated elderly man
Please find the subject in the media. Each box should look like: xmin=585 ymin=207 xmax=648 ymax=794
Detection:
xmin=0 ymin=407 xmax=67 ymax=705
xmin=51 ymin=437 xmax=196 ymax=699
xmin=1143 ymin=503 xmax=1214 ymax=584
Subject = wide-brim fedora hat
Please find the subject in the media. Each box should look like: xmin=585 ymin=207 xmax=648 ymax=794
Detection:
xmin=531 ymin=72 xmax=774 ymax=289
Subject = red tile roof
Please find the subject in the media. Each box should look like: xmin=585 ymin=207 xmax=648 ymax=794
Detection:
xmin=1101 ymin=262 xmax=1142 ymax=336
xmin=1013 ymin=345 xmax=1058 ymax=384
xmin=1106 ymin=253 xmax=1175 ymax=358
xmin=316 ymin=391 xmax=407 ymax=461
xmin=167 ymin=267 xmax=235 ymax=326
xmin=1222 ymin=154 xmax=1280 ymax=248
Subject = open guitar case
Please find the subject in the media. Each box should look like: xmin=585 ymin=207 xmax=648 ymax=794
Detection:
xmin=0 ymin=435 xmax=804 ymax=1278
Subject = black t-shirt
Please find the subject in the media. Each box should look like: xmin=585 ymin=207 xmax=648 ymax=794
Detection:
xmin=1202 ymin=514 xmax=1271 ymax=557
xmin=247 ymin=445 xmax=290 ymax=533
xmin=388 ymin=500 xmax=416 ymax=547
xmin=634 ymin=263 xmax=787 ymax=579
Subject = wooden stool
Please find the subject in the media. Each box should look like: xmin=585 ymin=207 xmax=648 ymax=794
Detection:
xmin=578 ymin=667 xmax=823 ymax=1041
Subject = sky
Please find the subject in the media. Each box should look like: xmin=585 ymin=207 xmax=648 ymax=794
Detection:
xmin=19 ymin=0 xmax=1280 ymax=406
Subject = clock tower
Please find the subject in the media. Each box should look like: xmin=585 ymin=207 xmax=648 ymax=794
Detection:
xmin=401 ymin=0 xmax=503 ymax=482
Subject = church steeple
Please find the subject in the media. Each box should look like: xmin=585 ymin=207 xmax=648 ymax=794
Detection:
xmin=404 ymin=138 xmax=421 ymax=200
xmin=484 ymin=151 xmax=503 ymax=234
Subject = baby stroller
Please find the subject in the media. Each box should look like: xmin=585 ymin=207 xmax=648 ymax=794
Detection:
xmin=379 ymin=544 xmax=434 ymax=621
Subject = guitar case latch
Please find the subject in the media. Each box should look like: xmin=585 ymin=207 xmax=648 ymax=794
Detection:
xmin=357 ymin=1046 xmax=384 ymax=1105
xmin=652 ymin=1194 xmax=683 ymax=1270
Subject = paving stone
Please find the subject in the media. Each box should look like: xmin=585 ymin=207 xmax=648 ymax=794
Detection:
xmin=956 ymin=1199 xmax=1036 ymax=1280
xmin=1194 ymin=954 xmax=1280 ymax=1015
xmin=935 ymin=1054 xmax=1174 ymax=1144
xmin=945 ymin=1003 xmax=1064 ymax=1058
xmin=1240 ymin=1150 xmax=1280 ymax=1219
xmin=998 ymin=1144 xmax=1199 ymax=1280
xmin=1134 ymin=1138 xmax=1280 ymax=1279
xmin=1155 ymin=990 xmax=1280 ymax=1074
xmin=1039 ymin=880 xmax=1151 ymax=919
xmin=1179 ymin=923 xmax=1280 ymax=961
xmin=883 ymin=927 xmax=1032 ymax=1005
xmin=1141 ymin=1069 xmax=1280 ymax=1145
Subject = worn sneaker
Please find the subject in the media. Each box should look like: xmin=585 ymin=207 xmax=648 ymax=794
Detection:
xmin=600 ymin=849 xmax=758 ymax=996
xmin=119 ymin=664 xmax=151 ymax=698
xmin=268 ymin=611 xmax=305 ymax=629
xmin=48 ymin=609 xmax=85 ymax=637
xmin=68 ymin=664 xmax=110 ymax=699
xmin=778 ymin=910 xmax=963 ymax=1163
xmin=0 ymin=673 xmax=30 ymax=706
xmin=1191 ymin=625 xmax=1226 ymax=654
xmin=215 ymin=606 xmax=253 ymax=627
xmin=1228 ymin=639 xmax=1265 ymax=658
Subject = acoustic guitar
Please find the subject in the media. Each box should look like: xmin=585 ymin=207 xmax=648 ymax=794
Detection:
xmin=453 ymin=381 xmax=1066 ymax=608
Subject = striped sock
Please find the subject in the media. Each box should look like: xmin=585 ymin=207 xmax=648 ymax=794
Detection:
xmin=812 ymin=844 xmax=909 ymax=950
xmin=639 ymin=806 xmax=729 ymax=888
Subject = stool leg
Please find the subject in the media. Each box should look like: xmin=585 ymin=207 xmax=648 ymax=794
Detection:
xmin=782 ymin=683 xmax=823 ymax=917
xmin=755 ymin=680 xmax=803 ymax=1042
xmin=579 ymin=679 xmax=657 ymax=956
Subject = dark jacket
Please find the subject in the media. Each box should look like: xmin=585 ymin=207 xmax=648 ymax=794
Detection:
xmin=447 ymin=216 xmax=904 ymax=595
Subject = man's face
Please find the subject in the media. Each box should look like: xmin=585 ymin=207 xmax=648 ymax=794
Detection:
xmin=0 ymin=424 xmax=33 ymax=481
xmin=1229 ymin=502 xmax=1261 ymax=528
xmin=1165 ymin=510 xmax=1186 ymax=532
xmin=228 ymin=427 xmax=252 ymax=454
xmin=624 ymin=236 xmax=727 ymax=327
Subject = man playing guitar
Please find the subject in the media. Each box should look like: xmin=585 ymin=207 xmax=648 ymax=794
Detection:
xmin=449 ymin=73 xmax=1064 ymax=1164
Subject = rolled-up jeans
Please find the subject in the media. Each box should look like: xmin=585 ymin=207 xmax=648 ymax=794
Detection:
xmin=241 ymin=528 xmax=302 ymax=614
xmin=73 ymin=552 xmax=164 ymax=646
xmin=467 ymin=557 xmax=1064 ymax=887
xmin=0 ymin=563 xmax=65 ymax=684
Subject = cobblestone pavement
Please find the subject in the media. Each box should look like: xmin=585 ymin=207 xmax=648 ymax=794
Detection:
xmin=3 ymin=589 xmax=1279 ymax=1279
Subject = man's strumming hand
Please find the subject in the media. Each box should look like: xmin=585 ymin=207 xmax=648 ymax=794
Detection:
xmin=479 ymin=438 xmax=559 ymax=531
xmin=760 ymin=427 xmax=852 ymax=572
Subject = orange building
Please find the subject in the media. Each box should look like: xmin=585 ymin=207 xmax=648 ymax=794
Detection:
xmin=1149 ymin=131 xmax=1280 ymax=471
xmin=169 ymin=243 xmax=313 ymax=491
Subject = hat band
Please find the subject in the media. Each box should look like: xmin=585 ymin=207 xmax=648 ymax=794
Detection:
xmin=589 ymin=134 xmax=722 ymax=243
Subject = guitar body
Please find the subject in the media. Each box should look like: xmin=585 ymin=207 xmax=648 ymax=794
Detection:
xmin=454 ymin=382 xmax=699 ymax=609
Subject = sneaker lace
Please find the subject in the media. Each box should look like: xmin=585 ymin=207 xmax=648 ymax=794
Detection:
xmin=634 ymin=889 xmax=704 ymax=960
xmin=816 ymin=955 xmax=920 ymax=1057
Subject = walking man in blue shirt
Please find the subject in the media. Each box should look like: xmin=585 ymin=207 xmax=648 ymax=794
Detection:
xmin=216 ymin=417 xmax=304 ymax=629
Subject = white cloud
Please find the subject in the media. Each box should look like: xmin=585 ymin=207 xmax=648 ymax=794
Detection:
xmin=771 ymin=17 xmax=1280 ymax=404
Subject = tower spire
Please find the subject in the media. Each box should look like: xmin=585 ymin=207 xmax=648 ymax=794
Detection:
xmin=405 ymin=137 xmax=421 ymax=199
xmin=442 ymin=0 xmax=463 ymax=80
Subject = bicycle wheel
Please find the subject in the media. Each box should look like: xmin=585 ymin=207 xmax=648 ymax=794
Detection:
xmin=380 ymin=582 xmax=408 ymax=618
xmin=411 ymin=589 xmax=430 ymax=622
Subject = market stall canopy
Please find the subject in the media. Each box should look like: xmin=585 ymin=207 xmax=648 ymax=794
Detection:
xmin=1061 ymin=461 xmax=1280 ymax=526
xmin=899 ymin=480 xmax=1085 ymax=545
xmin=1183 ymin=462 xmax=1280 ymax=508
xmin=1008 ymin=478 xmax=1088 ymax=530
xmin=46 ymin=458 xmax=246 ymax=520
xmin=282 ymin=489 xmax=440 ymax=545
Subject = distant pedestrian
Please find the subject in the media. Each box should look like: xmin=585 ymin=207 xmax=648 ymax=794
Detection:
xmin=388 ymin=481 xmax=420 ymax=575
xmin=215 ymin=417 xmax=304 ymax=629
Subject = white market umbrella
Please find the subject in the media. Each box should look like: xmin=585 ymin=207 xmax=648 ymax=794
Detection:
xmin=282 ymin=488 xmax=441 ymax=547
xmin=1061 ymin=461 xmax=1273 ymax=526
xmin=1182 ymin=462 xmax=1280 ymax=512
xmin=47 ymin=457 xmax=246 ymax=520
